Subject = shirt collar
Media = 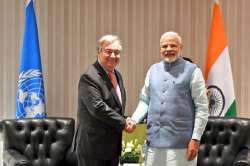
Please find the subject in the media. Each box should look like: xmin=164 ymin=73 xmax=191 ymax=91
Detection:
xmin=163 ymin=57 xmax=182 ymax=71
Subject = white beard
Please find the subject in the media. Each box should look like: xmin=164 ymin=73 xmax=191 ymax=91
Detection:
xmin=164 ymin=55 xmax=178 ymax=63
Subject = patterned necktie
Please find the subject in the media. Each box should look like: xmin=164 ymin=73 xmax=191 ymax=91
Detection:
xmin=108 ymin=71 xmax=117 ymax=89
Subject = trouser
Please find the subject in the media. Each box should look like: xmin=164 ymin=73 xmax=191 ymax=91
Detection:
xmin=145 ymin=147 xmax=197 ymax=166
xmin=78 ymin=156 xmax=119 ymax=166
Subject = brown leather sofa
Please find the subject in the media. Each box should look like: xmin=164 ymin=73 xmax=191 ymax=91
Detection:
xmin=198 ymin=117 xmax=250 ymax=166
xmin=2 ymin=117 xmax=77 ymax=166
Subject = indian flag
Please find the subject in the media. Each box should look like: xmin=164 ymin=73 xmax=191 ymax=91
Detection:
xmin=205 ymin=0 xmax=236 ymax=117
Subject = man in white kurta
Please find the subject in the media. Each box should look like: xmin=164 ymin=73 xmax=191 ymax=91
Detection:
xmin=131 ymin=31 xmax=209 ymax=166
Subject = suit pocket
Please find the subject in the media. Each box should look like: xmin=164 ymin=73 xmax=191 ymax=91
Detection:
xmin=174 ymin=82 xmax=189 ymax=97
xmin=87 ymin=126 xmax=107 ymax=136
xmin=86 ymin=127 xmax=119 ymax=157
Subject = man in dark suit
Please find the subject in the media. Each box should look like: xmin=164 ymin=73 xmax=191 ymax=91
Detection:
xmin=74 ymin=35 xmax=134 ymax=166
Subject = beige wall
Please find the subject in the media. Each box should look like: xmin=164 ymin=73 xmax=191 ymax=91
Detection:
xmin=0 ymin=0 xmax=250 ymax=119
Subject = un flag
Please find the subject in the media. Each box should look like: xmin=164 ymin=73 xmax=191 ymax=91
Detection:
xmin=16 ymin=0 xmax=46 ymax=119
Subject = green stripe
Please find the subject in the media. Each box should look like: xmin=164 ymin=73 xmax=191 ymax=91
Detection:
xmin=225 ymin=100 xmax=237 ymax=117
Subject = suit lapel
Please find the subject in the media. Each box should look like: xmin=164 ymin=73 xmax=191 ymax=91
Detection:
xmin=93 ymin=61 xmax=122 ymax=108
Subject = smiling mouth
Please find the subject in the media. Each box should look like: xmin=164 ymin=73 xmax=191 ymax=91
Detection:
xmin=163 ymin=52 xmax=176 ymax=57
xmin=108 ymin=59 xmax=119 ymax=65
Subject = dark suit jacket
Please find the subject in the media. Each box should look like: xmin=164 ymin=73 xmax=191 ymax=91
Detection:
xmin=73 ymin=61 xmax=126 ymax=161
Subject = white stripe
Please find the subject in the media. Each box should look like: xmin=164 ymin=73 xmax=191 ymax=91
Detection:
xmin=207 ymin=47 xmax=235 ymax=116
xmin=26 ymin=0 xmax=32 ymax=7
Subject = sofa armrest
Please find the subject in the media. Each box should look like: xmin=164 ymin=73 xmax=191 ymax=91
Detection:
xmin=233 ymin=148 xmax=250 ymax=166
xmin=3 ymin=149 xmax=32 ymax=166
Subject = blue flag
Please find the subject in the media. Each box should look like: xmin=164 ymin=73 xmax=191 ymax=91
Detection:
xmin=16 ymin=0 xmax=46 ymax=119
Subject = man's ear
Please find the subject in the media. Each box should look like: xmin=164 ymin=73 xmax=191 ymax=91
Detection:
xmin=97 ymin=48 xmax=102 ymax=54
xmin=180 ymin=43 xmax=183 ymax=50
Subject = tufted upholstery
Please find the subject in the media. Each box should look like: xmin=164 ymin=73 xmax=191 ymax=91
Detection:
xmin=2 ymin=117 xmax=77 ymax=166
xmin=198 ymin=117 xmax=250 ymax=166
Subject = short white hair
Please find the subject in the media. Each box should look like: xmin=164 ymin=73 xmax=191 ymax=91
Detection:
xmin=97 ymin=35 xmax=122 ymax=52
xmin=160 ymin=31 xmax=182 ymax=45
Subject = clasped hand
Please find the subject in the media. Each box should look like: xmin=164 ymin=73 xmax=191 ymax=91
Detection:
xmin=124 ymin=117 xmax=136 ymax=133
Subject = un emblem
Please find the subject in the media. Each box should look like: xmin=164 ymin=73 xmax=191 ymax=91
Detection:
xmin=16 ymin=69 xmax=46 ymax=118
xmin=207 ymin=85 xmax=225 ymax=116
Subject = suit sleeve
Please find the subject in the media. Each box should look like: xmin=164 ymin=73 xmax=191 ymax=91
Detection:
xmin=79 ymin=74 xmax=126 ymax=132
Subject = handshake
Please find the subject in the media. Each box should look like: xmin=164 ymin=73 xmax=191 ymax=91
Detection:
xmin=124 ymin=117 xmax=137 ymax=133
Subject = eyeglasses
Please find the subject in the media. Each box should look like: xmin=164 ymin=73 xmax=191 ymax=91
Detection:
xmin=103 ymin=49 xmax=121 ymax=56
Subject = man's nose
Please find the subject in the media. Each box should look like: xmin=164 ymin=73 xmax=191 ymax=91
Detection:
xmin=110 ymin=52 xmax=116 ymax=58
xmin=166 ymin=46 xmax=172 ymax=50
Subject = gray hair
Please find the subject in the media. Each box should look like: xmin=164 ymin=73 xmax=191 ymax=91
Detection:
xmin=160 ymin=31 xmax=182 ymax=45
xmin=97 ymin=35 xmax=122 ymax=52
